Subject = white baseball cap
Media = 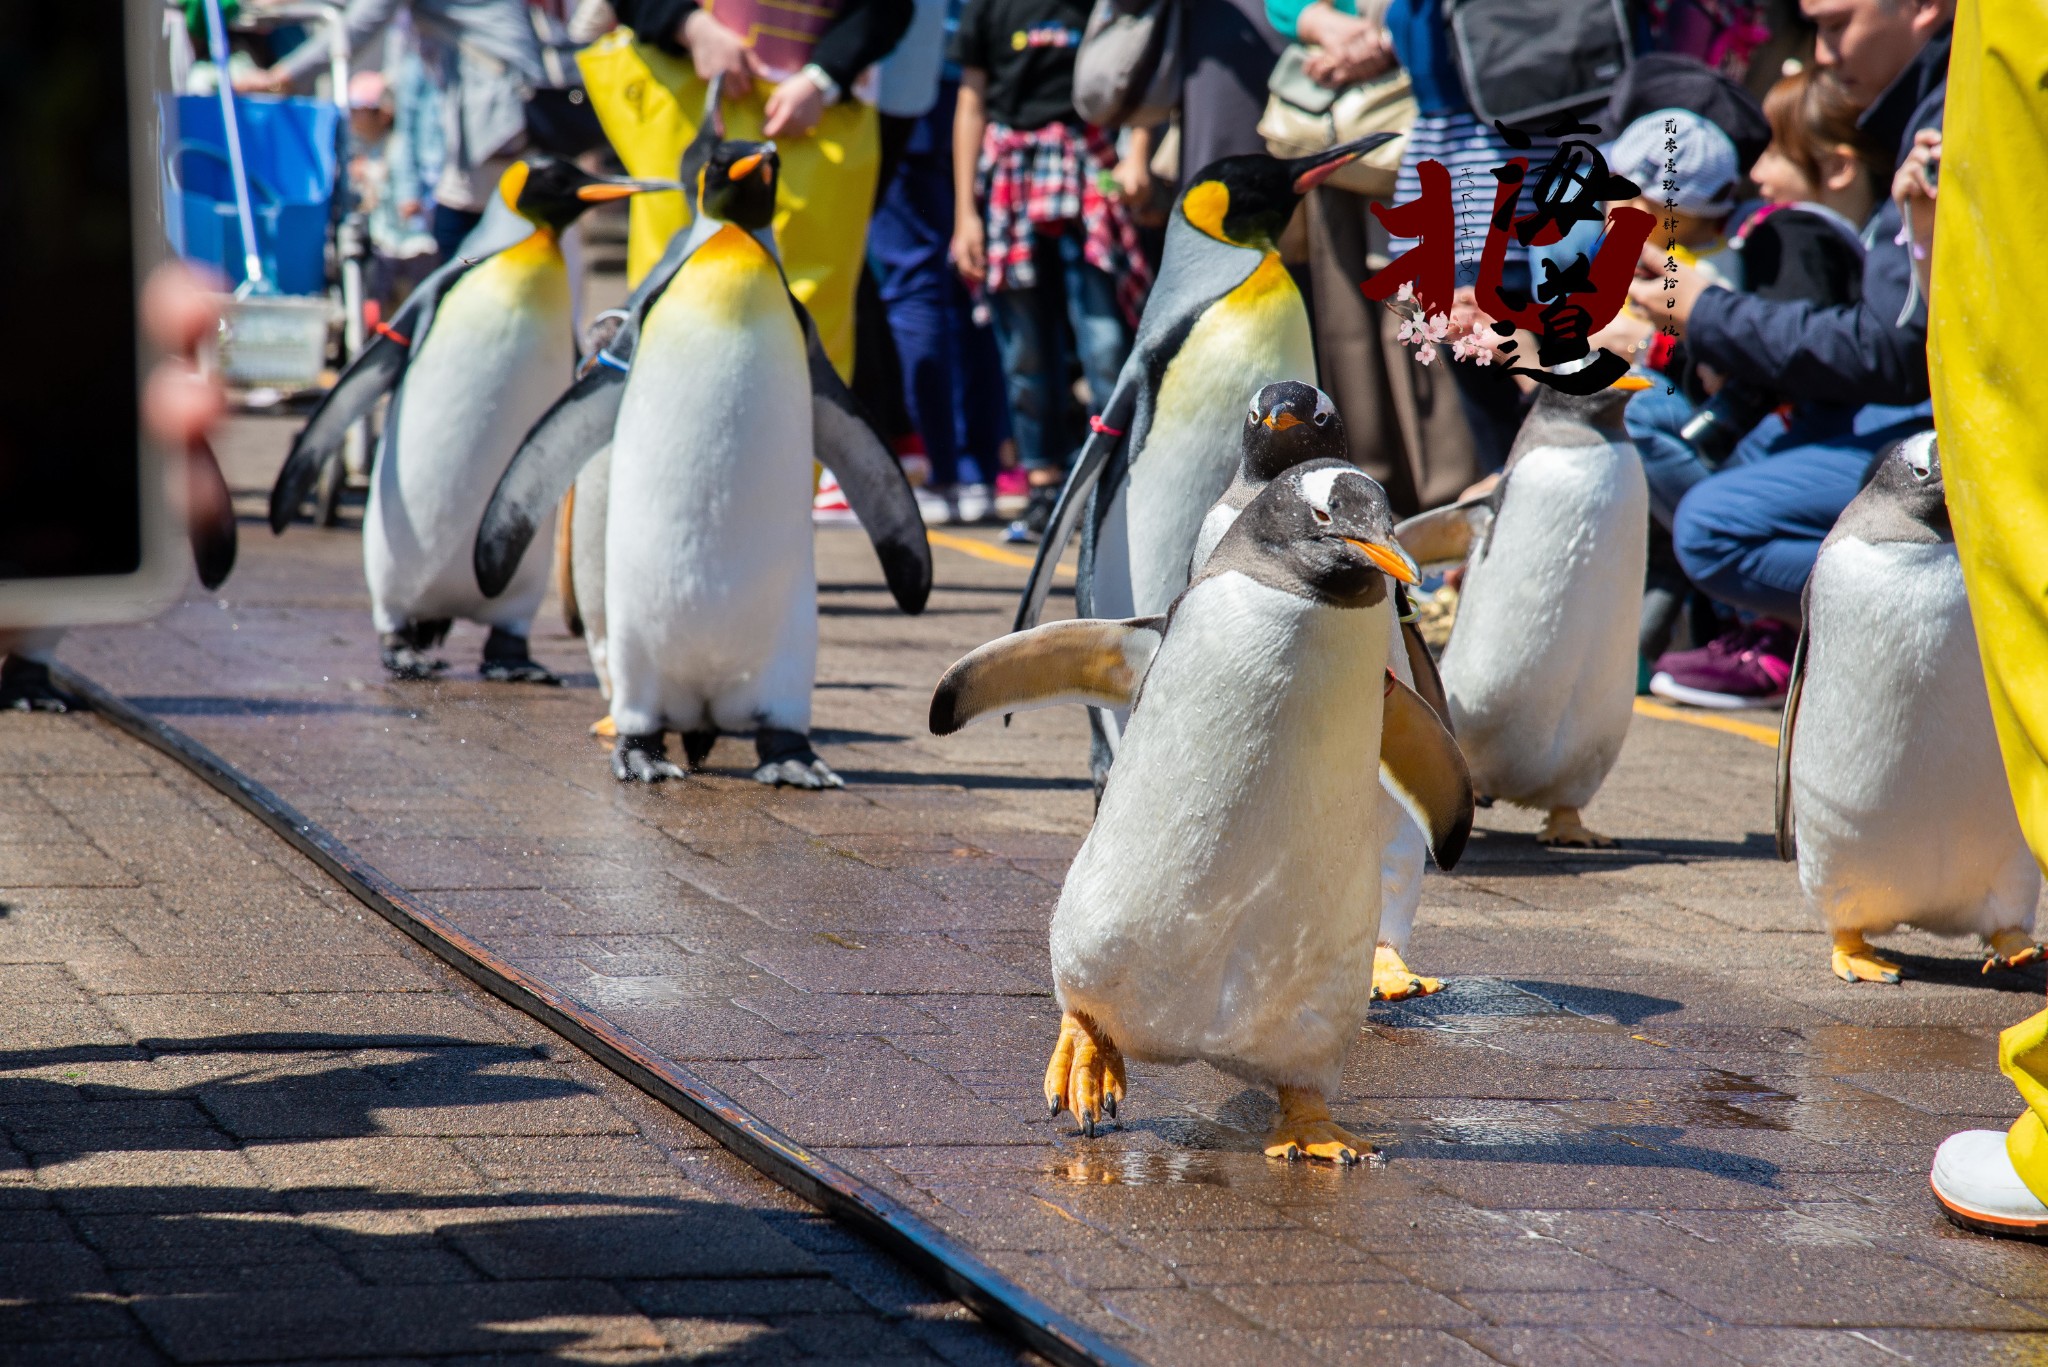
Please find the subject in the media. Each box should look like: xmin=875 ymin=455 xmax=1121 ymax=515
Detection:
xmin=1605 ymin=107 xmax=1741 ymax=218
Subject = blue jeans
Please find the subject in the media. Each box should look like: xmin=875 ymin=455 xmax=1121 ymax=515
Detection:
xmin=867 ymin=83 xmax=1010 ymax=487
xmin=1627 ymin=384 xmax=1861 ymax=530
xmin=987 ymin=228 xmax=1128 ymax=473
xmin=1670 ymin=401 xmax=1934 ymax=621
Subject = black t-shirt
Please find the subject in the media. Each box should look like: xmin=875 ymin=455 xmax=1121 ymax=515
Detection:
xmin=949 ymin=0 xmax=1090 ymax=130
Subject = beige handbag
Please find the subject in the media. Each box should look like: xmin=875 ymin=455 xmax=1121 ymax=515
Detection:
xmin=1257 ymin=44 xmax=1416 ymax=199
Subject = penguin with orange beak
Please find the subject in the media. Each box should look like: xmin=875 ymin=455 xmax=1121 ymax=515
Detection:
xmin=1394 ymin=379 xmax=1655 ymax=847
xmin=269 ymin=155 xmax=677 ymax=683
xmin=932 ymin=462 xmax=1472 ymax=1162
xmin=1010 ymin=137 xmax=1399 ymax=792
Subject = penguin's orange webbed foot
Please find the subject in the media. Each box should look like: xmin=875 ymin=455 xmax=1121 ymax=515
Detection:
xmin=1831 ymin=930 xmax=1902 ymax=984
xmin=1982 ymin=928 xmax=2045 ymax=973
xmin=1043 ymin=1011 xmax=1124 ymax=1137
xmin=1372 ymin=944 xmax=1442 ymax=1001
xmin=1539 ymin=807 xmax=1614 ymax=848
xmin=1264 ymin=1086 xmax=1366 ymax=1165
xmin=590 ymin=714 xmax=617 ymax=740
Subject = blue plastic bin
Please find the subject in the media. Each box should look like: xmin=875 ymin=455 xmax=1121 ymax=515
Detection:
xmin=170 ymin=93 xmax=339 ymax=295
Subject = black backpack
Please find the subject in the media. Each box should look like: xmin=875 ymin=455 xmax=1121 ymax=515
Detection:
xmin=1446 ymin=0 xmax=1634 ymax=129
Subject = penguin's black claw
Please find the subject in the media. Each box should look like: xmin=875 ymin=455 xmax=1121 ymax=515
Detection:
xmin=752 ymin=758 xmax=844 ymax=789
xmin=681 ymin=729 xmax=719 ymax=771
xmin=0 ymin=659 xmax=77 ymax=713
xmin=1103 ymin=1094 xmax=1117 ymax=1120
xmin=379 ymin=645 xmax=448 ymax=681
xmin=753 ymin=729 xmax=844 ymax=789
xmin=613 ymin=734 xmax=687 ymax=784
xmin=479 ymin=658 xmax=561 ymax=685
xmin=479 ymin=629 xmax=560 ymax=685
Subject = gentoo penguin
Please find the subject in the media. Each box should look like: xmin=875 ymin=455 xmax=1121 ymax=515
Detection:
xmin=1011 ymin=135 xmax=1398 ymax=787
xmin=933 ymin=463 xmax=1473 ymax=1161
xmin=473 ymin=130 xmax=931 ymax=787
xmin=1395 ymin=378 xmax=1653 ymax=847
xmin=1776 ymin=433 xmax=2043 ymax=982
xmin=1192 ymin=381 xmax=1449 ymax=1002
xmin=268 ymin=156 xmax=673 ymax=681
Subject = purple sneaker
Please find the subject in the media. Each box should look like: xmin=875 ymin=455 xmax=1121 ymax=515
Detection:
xmin=1649 ymin=619 xmax=1796 ymax=709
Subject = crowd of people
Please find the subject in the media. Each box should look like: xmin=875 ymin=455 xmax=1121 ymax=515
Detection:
xmin=215 ymin=0 xmax=1948 ymax=707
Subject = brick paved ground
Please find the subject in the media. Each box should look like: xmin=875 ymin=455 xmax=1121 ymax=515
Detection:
xmin=37 ymin=413 xmax=2048 ymax=1365
xmin=0 ymin=709 xmax=1030 ymax=1364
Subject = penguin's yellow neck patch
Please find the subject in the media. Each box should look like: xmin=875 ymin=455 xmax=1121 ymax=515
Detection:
xmin=499 ymin=161 xmax=530 ymax=213
xmin=1182 ymin=181 xmax=1231 ymax=243
xmin=1235 ymin=251 xmax=1292 ymax=303
xmin=498 ymin=226 xmax=561 ymax=267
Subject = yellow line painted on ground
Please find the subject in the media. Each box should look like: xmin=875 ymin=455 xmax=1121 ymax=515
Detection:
xmin=926 ymin=529 xmax=1075 ymax=579
xmin=1633 ymin=697 xmax=1780 ymax=748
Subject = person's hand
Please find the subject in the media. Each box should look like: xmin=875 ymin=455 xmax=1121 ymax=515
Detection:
xmin=1627 ymin=243 xmax=1710 ymax=340
xmin=951 ymin=214 xmax=988 ymax=287
xmin=232 ymin=66 xmax=291 ymax=94
xmin=1297 ymin=4 xmax=1395 ymax=88
xmin=1588 ymin=305 xmax=1653 ymax=361
xmin=141 ymin=263 xmax=225 ymax=453
xmin=762 ymin=71 xmax=826 ymax=139
xmin=398 ymin=198 xmax=421 ymax=223
xmin=1112 ymin=149 xmax=1152 ymax=206
xmin=682 ymin=9 xmax=765 ymax=98
xmin=1892 ymin=128 xmax=1939 ymax=268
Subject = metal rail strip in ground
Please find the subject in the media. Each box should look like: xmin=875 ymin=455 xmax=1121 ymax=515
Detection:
xmin=55 ymin=665 xmax=1138 ymax=1367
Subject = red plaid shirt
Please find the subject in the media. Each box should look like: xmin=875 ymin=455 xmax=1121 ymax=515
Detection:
xmin=978 ymin=121 xmax=1151 ymax=328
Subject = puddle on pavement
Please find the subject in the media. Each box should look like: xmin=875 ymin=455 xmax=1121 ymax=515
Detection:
xmin=1045 ymin=1149 xmax=1234 ymax=1186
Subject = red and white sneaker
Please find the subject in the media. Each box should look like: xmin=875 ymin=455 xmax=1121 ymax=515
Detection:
xmin=812 ymin=469 xmax=857 ymax=525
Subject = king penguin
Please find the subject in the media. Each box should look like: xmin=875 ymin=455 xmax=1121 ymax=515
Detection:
xmin=1776 ymin=432 xmax=2043 ymax=982
xmin=472 ymin=118 xmax=931 ymax=788
xmin=1193 ymin=381 xmax=1450 ymax=1001
xmin=269 ymin=157 xmax=673 ymax=681
xmin=932 ymin=463 xmax=1472 ymax=1162
xmin=1395 ymin=378 xmax=1652 ymax=847
xmin=1011 ymin=135 xmax=1397 ymax=788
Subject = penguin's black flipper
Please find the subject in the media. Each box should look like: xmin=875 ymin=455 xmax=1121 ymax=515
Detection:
xmin=793 ymin=297 xmax=933 ymax=616
xmin=268 ymin=253 xmax=478 ymax=533
xmin=1775 ymin=623 xmax=1808 ymax=862
xmin=1381 ymin=670 xmax=1474 ymax=871
xmin=267 ymin=331 xmax=407 ymax=533
xmin=930 ymin=617 xmax=1166 ymax=735
xmin=1013 ymin=381 xmax=1139 ymax=633
xmin=187 ymin=437 xmax=236 ymax=590
xmin=473 ymin=364 xmax=628 ymax=598
xmin=1399 ymin=617 xmax=1450 ymax=727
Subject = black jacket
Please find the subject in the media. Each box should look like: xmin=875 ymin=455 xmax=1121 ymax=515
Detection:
xmin=610 ymin=0 xmax=913 ymax=92
xmin=1685 ymin=24 xmax=1950 ymax=406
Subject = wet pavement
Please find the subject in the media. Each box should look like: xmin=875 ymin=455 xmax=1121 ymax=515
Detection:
xmin=0 ymin=711 xmax=1030 ymax=1364
xmin=41 ymin=412 xmax=2048 ymax=1365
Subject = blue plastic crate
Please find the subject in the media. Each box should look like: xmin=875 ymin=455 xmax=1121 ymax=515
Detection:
xmin=169 ymin=92 xmax=339 ymax=295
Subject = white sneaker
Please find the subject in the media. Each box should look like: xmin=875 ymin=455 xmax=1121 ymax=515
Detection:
xmin=1930 ymin=1128 xmax=2048 ymax=1238
xmin=914 ymin=485 xmax=953 ymax=525
xmin=952 ymin=483 xmax=993 ymax=524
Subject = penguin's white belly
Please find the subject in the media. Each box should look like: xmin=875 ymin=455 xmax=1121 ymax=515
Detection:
xmin=1791 ymin=539 xmax=2038 ymax=938
xmin=1441 ymin=442 xmax=1646 ymax=809
xmin=1051 ymin=572 xmax=1390 ymax=1094
xmin=365 ymin=240 xmax=572 ymax=633
xmin=604 ymin=226 xmax=816 ymax=737
xmin=1120 ymin=256 xmax=1313 ymax=617
xmin=571 ymin=446 xmax=611 ymax=697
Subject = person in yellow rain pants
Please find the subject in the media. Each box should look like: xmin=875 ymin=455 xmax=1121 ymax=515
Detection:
xmin=583 ymin=0 xmax=912 ymax=378
xmin=1925 ymin=0 xmax=2048 ymax=1241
